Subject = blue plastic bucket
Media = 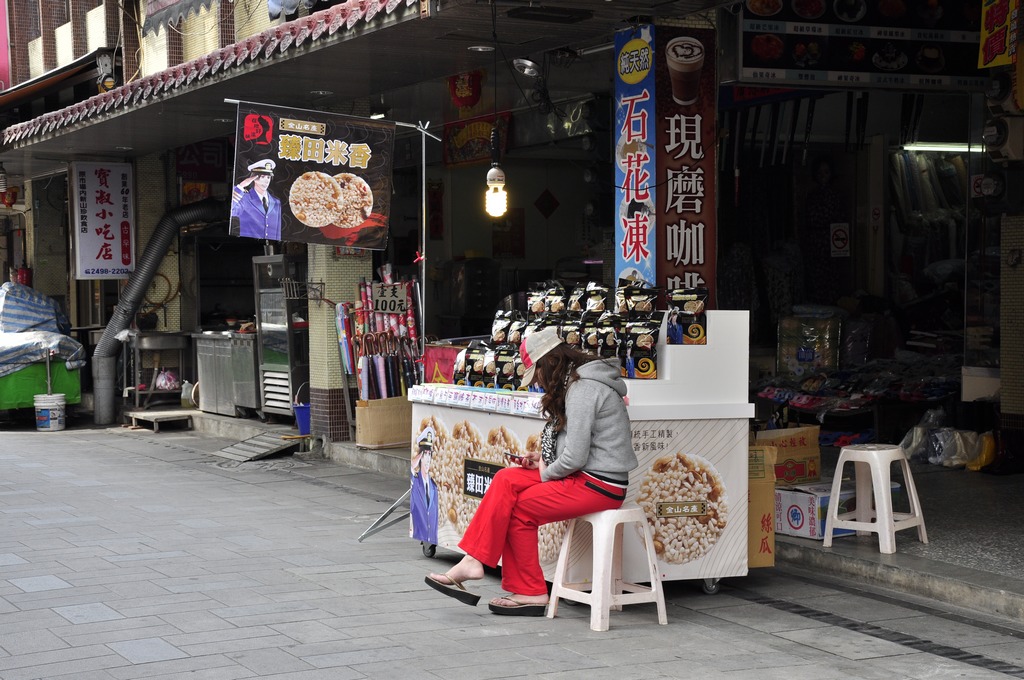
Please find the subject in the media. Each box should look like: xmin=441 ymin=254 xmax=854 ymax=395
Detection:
xmin=293 ymin=403 xmax=311 ymax=435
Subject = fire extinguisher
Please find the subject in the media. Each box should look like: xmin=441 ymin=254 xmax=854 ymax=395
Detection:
xmin=15 ymin=266 xmax=32 ymax=286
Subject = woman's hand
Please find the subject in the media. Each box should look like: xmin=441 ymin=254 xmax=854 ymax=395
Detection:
xmin=522 ymin=449 xmax=544 ymax=473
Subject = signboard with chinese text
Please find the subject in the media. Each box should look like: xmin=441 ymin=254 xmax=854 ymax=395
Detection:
xmin=740 ymin=0 xmax=986 ymax=89
xmin=656 ymin=26 xmax=718 ymax=305
xmin=176 ymin=139 xmax=230 ymax=182
xmin=978 ymin=0 xmax=1019 ymax=68
xmin=0 ymin=2 xmax=11 ymax=91
xmin=614 ymin=25 xmax=658 ymax=286
xmin=71 ymin=162 xmax=135 ymax=280
xmin=231 ymin=101 xmax=395 ymax=249
xmin=370 ymin=283 xmax=408 ymax=314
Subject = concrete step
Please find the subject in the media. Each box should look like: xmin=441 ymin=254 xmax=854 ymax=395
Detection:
xmin=776 ymin=535 xmax=1024 ymax=623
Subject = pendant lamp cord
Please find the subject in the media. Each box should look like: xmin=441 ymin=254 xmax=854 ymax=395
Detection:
xmin=490 ymin=1 xmax=499 ymax=164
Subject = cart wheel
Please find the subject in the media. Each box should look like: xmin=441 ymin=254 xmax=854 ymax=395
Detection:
xmin=256 ymin=410 xmax=269 ymax=423
xmin=421 ymin=542 xmax=436 ymax=558
xmin=701 ymin=578 xmax=720 ymax=595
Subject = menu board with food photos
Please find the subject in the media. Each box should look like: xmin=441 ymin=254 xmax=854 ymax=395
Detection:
xmin=740 ymin=0 xmax=986 ymax=89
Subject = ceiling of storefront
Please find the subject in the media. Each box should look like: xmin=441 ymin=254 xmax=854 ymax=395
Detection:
xmin=0 ymin=0 xmax=731 ymax=184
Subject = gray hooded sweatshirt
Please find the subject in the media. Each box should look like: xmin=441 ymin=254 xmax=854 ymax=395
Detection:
xmin=540 ymin=357 xmax=639 ymax=484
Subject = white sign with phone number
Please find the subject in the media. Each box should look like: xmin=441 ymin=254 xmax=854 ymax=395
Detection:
xmin=71 ymin=161 xmax=136 ymax=280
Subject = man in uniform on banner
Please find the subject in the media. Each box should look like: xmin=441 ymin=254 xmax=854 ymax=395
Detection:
xmin=230 ymin=159 xmax=283 ymax=240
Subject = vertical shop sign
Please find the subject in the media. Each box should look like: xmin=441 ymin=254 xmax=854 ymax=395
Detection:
xmin=71 ymin=162 xmax=135 ymax=280
xmin=232 ymin=101 xmax=395 ymax=249
xmin=0 ymin=2 xmax=10 ymax=90
xmin=656 ymin=26 xmax=717 ymax=305
xmin=613 ymin=26 xmax=657 ymax=285
xmin=978 ymin=0 xmax=1019 ymax=68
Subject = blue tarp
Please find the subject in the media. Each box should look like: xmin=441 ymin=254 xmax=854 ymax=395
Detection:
xmin=0 ymin=331 xmax=86 ymax=379
xmin=0 ymin=282 xmax=83 ymax=379
xmin=0 ymin=282 xmax=71 ymax=334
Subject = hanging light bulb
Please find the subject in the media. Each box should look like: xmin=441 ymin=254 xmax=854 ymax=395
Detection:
xmin=484 ymin=127 xmax=506 ymax=217
xmin=485 ymin=165 xmax=507 ymax=217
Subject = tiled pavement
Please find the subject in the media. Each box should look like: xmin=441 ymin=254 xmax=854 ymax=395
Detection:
xmin=1 ymin=422 xmax=1023 ymax=679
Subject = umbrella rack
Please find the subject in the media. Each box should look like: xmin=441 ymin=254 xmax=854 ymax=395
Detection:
xmin=281 ymin=278 xmax=334 ymax=307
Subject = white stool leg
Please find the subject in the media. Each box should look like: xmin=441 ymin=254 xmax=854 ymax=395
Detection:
xmin=610 ymin=522 xmax=624 ymax=612
xmin=639 ymin=518 xmax=668 ymax=625
xmin=899 ymin=458 xmax=929 ymax=544
xmin=589 ymin=516 xmax=614 ymax=632
xmin=546 ymin=518 xmax=576 ymax=620
xmin=852 ymin=460 xmax=875 ymax=534
xmin=870 ymin=457 xmax=896 ymax=554
xmin=823 ymin=457 xmax=847 ymax=548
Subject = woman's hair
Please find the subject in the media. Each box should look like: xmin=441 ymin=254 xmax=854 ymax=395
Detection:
xmin=536 ymin=343 xmax=600 ymax=432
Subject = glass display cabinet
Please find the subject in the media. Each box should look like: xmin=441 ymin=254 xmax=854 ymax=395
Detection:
xmin=252 ymin=254 xmax=310 ymax=416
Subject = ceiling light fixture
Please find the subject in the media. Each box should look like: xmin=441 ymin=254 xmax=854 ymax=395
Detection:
xmin=468 ymin=44 xmax=495 ymax=52
xmin=513 ymin=57 xmax=542 ymax=78
xmin=370 ymin=94 xmax=388 ymax=120
xmin=902 ymin=142 xmax=979 ymax=153
xmin=485 ymin=3 xmax=507 ymax=218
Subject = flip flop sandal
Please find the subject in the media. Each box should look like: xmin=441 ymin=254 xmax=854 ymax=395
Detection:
xmin=425 ymin=573 xmax=480 ymax=607
xmin=488 ymin=596 xmax=547 ymax=617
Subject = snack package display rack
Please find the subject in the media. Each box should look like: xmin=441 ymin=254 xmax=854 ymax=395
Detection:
xmin=406 ymin=310 xmax=754 ymax=590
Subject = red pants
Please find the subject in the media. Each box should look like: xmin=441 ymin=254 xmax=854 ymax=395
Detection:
xmin=459 ymin=467 xmax=625 ymax=596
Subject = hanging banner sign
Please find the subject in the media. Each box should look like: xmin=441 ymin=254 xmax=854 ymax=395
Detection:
xmin=231 ymin=101 xmax=395 ymax=249
xmin=614 ymin=25 xmax=658 ymax=286
xmin=978 ymin=0 xmax=1019 ymax=68
xmin=71 ymin=161 xmax=135 ymax=280
xmin=656 ymin=25 xmax=718 ymax=305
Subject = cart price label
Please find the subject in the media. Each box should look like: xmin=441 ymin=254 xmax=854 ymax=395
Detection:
xmin=463 ymin=459 xmax=503 ymax=499
xmin=371 ymin=283 xmax=407 ymax=313
xmin=494 ymin=393 xmax=514 ymax=413
xmin=656 ymin=501 xmax=708 ymax=517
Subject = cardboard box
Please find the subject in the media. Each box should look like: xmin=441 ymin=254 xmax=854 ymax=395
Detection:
xmin=774 ymin=479 xmax=901 ymax=540
xmin=748 ymin=446 xmax=777 ymax=568
xmin=356 ymin=396 xmax=412 ymax=449
xmin=755 ymin=425 xmax=821 ymax=485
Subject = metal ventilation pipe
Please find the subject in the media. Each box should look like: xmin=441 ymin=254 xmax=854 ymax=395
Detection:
xmin=92 ymin=198 xmax=227 ymax=424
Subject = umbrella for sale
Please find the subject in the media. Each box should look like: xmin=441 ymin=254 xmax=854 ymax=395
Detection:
xmin=376 ymin=331 xmax=400 ymax=398
xmin=400 ymin=336 xmax=417 ymax=392
xmin=356 ymin=336 xmax=368 ymax=401
xmin=336 ymin=302 xmax=354 ymax=375
xmin=369 ymin=333 xmax=389 ymax=399
xmin=358 ymin=335 xmax=380 ymax=401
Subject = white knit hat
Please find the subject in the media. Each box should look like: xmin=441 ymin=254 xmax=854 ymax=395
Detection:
xmin=519 ymin=327 xmax=564 ymax=386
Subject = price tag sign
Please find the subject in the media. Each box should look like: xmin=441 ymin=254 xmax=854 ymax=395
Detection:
xmin=371 ymin=283 xmax=407 ymax=313
xmin=494 ymin=393 xmax=514 ymax=413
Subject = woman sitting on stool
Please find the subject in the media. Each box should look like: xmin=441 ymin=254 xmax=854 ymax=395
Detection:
xmin=425 ymin=328 xmax=638 ymax=616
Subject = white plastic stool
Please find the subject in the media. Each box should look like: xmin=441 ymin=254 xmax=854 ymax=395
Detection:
xmin=823 ymin=443 xmax=928 ymax=554
xmin=547 ymin=506 xmax=668 ymax=631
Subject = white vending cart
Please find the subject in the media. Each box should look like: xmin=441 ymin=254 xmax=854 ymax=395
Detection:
xmin=407 ymin=311 xmax=754 ymax=590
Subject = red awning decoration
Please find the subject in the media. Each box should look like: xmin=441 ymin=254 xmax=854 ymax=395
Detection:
xmin=143 ymin=0 xmax=215 ymax=36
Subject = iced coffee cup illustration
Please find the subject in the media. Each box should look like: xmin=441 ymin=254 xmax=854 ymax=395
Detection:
xmin=666 ymin=36 xmax=705 ymax=106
